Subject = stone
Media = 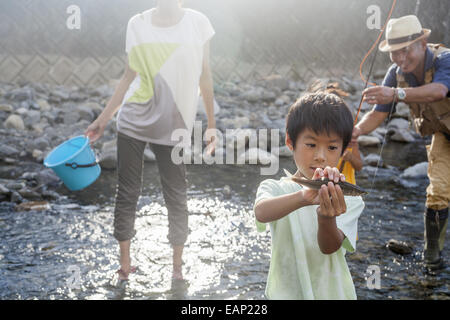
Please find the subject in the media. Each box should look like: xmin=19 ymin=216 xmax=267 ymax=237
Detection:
xmin=222 ymin=185 xmax=231 ymax=199
xmin=63 ymin=111 xmax=80 ymax=125
xmin=18 ymin=188 xmax=41 ymax=200
xmin=32 ymin=149 xmax=43 ymax=160
xmin=274 ymin=98 xmax=284 ymax=106
xmin=0 ymin=144 xmax=20 ymax=158
xmin=31 ymin=123 xmax=46 ymax=134
xmin=263 ymin=74 xmax=290 ymax=91
xmin=241 ymin=87 xmax=262 ymax=102
xmin=4 ymin=87 xmax=35 ymax=101
xmin=277 ymin=94 xmax=291 ymax=105
xmin=100 ymin=139 xmax=117 ymax=169
xmin=37 ymin=99 xmax=52 ymax=112
xmin=394 ymin=102 xmax=410 ymax=119
xmin=99 ymin=151 xmax=116 ymax=169
xmin=77 ymin=105 xmax=95 ymax=122
xmin=101 ymin=139 xmax=116 ymax=153
xmin=267 ymin=106 xmax=279 ymax=120
xmin=32 ymin=136 xmax=48 ymax=151
xmin=0 ymin=104 xmax=13 ymax=112
xmin=220 ymin=82 xmax=241 ymax=96
xmin=400 ymin=162 xmax=428 ymax=179
xmin=262 ymin=90 xmax=277 ymax=102
xmin=0 ymin=184 xmax=10 ymax=194
xmin=289 ymin=81 xmax=306 ymax=91
xmin=357 ymin=135 xmax=380 ymax=147
xmin=374 ymin=127 xmax=387 ymax=136
xmin=16 ymin=107 xmax=28 ymax=115
xmin=10 ymin=191 xmax=23 ymax=203
xmin=41 ymin=190 xmax=60 ymax=201
xmin=387 ymin=118 xmax=410 ymax=132
xmin=24 ymin=110 xmax=41 ymax=127
xmin=386 ymin=239 xmax=413 ymax=255
xmin=4 ymin=114 xmax=25 ymax=130
xmin=35 ymin=169 xmax=61 ymax=186
xmin=369 ymin=131 xmax=384 ymax=143
xmin=15 ymin=201 xmax=51 ymax=212
xmin=5 ymin=181 xmax=26 ymax=190
xmin=364 ymin=153 xmax=382 ymax=167
xmin=83 ymin=102 xmax=104 ymax=116
xmin=390 ymin=129 xmax=415 ymax=143
xmin=69 ymin=91 xmax=89 ymax=101
xmin=28 ymin=100 xmax=41 ymax=110
xmin=92 ymin=84 xmax=114 ymax=98
xmin=2 ymin=157 xmax=17 ymax=165
xmin=20 ymin=172 xmax=37 ymax=181
xmin=50 ymin=88 xmax=70 ymax=101
xmin=240 ymin=86 xmax=276 ymax=103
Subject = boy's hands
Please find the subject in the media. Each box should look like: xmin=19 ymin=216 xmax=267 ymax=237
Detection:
xmin=317 ymin=166 xmax=347 ymax=219
xmin=300 ymin=168 xmax=323 ymax=204
xmin=316 ymin=180 xmax=347 ymax=219
xmin=299 ymin=167 xmax=347 ymax=218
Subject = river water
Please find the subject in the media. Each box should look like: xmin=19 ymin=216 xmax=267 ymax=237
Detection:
xmin=0 ymin=140 xmax=449 ymax=300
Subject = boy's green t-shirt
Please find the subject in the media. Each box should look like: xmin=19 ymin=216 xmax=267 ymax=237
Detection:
xmin=254 ymin=177 xmax=365 ymax=300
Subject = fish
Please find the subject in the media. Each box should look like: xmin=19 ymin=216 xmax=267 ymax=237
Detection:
xmin=283 ymin=169 xmax=368 ymax=196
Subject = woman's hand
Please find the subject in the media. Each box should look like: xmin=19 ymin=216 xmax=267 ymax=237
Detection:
xmin=84 ymin=118 xmax=107 ymax=144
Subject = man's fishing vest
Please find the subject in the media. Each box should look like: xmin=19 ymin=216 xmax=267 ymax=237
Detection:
xmin=396 ymin=43 xmax=450 ymax=137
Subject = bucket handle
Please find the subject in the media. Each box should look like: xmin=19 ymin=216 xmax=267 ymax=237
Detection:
xmin=65 ymin=161 xmax=99 ymax=170
xmin=65 ymin=138 xmax=100 ymax=170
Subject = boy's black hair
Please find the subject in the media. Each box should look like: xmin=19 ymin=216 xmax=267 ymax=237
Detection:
xmin=286 ymin=82 xmax=354 ymax=154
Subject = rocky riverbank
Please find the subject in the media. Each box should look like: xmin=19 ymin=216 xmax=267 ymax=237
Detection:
xmin=0 ymin=75 xmax=430 ymax=205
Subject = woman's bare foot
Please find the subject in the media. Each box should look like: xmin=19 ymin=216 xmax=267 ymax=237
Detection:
xmin=117 ymin=266 xmax=137 ymax=281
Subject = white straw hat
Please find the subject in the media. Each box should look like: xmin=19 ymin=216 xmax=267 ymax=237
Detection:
xmin=379 ymin=15 xmax=431 ymax=52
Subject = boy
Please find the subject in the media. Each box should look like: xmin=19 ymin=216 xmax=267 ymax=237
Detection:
xmin=254 ymin=89 xmax=365 ymax=299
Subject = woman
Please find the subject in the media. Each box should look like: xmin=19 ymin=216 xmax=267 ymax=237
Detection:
xmin=85 ymin=0 xmax=216 ymax=283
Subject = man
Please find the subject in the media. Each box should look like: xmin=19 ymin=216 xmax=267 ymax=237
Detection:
xmin=353 ymin=15 xmax=450 ymax=270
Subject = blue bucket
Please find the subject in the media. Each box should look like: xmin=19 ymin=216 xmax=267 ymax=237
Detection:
xmin=44 ymin=135 xmax=101 ymax=191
